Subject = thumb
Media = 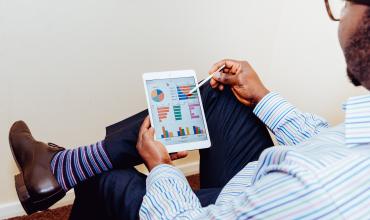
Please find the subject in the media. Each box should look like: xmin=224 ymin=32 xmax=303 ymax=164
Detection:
xmin=213 ymin=72 xmax=238 ymax=85
xmin=170 ymin=151 xmax=188 ymax=160
xmin=143 ymin=127 xmax=155 ymax=141
xmin=148 ymin=127 xmax=155 ymax=138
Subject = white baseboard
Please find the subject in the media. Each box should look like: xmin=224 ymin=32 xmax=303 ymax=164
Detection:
xmin=0 ymin=162 xmax=199 ymax=219
xmin=0 ymin=190 xmax=75 ymax=220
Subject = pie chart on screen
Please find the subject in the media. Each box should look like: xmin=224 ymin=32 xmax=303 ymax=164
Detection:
xmin=151 ymin=89 xmax=165 ymax=102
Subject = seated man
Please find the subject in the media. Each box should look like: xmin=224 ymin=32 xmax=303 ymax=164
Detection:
xmin=9 ymin=0 xmax=370 ymax=219
xmin=9 ymin=70 xmax=274 ymax=219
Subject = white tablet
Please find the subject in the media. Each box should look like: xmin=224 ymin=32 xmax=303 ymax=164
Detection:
xmin=143 ymin=70 xmax=211 ymax=153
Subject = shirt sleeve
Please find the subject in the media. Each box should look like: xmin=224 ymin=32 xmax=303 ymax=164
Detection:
xmin=139 ymin=164 xmax=202 ymax=220
xmin=253 ymin=92 xmax=329 ymax=145
xmin=140 ymin=162 xmax=340 ymax=220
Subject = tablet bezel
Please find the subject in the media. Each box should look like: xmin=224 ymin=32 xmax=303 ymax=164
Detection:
xmin=142 ymin=70 xmax=211 ymax=153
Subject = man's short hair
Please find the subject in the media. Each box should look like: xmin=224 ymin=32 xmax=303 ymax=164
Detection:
xmin=345 ymin=4 xmax=370 ymax=87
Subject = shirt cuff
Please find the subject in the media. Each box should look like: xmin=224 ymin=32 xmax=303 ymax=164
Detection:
xmin=146 ymin=164 xmax=188 ymax=190
xmin=253 ymin=92 xmax=296 ymax=131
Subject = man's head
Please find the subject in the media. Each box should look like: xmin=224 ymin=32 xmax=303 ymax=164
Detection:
xmin=337 ymin=1 xmax=370 ymax=89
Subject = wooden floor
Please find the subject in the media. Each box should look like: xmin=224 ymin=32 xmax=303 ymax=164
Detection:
xmin=9 ymin=175 xmax=200 ymax=220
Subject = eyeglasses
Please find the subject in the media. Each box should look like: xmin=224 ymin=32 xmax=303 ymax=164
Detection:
xmin=325 ymin=0 xmax=346 ymax=21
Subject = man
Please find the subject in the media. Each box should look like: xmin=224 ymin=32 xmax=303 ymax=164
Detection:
xmin=9 ymin=0 xmax=370 ymax=219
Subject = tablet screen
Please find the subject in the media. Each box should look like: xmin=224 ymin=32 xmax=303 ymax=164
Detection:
xmin=146 ymin=77 xmax=208 ymax=146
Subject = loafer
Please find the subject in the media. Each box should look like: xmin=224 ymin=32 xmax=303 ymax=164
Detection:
xmin=9 ymin=121 xmax=66 ymax=215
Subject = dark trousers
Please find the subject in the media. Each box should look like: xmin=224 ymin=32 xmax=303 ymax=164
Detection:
xmin=69 ymin=84 xmax=273 ymax=220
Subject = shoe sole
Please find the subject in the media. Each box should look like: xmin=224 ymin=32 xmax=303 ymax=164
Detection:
xmin=9 ymin=131 xmax=66 ymax=215
xmin=14 ymin=173 xmax=66 ymax=215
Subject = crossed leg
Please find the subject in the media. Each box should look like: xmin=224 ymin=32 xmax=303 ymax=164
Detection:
xmin=69 ymin=83 xmax=273 ymax=220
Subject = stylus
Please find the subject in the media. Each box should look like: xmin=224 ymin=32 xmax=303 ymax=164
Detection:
xmin=188 ymin=64 xmax=226 ymax=95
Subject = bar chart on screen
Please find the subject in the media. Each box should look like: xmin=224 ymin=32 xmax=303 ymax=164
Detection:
xmin=160 ymin=125 xmax=205 ymax=138
xmin=189 ymin=103 xmax=201 ymax=119
xmin=161 ymin=126 xmax=174 ymax=138
xmin=176 ymin=85 xmax=197 ymax=100
xmin=157 ymin=106 xmax=170 ymax=122
xmin=173 ymin=105 xmax=182 ymax=120
xmin=177 ymin=126 xmax=205 ymax=136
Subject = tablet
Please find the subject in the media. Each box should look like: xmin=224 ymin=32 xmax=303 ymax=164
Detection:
xmin=143 ymin=70 xmax=211 ymax=153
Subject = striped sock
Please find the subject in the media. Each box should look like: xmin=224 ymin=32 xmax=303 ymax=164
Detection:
xmin=50 ymin=140 xmax=113 ymax=191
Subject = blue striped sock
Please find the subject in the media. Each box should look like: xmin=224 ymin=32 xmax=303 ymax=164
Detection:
xmin=50 ymin=140 xmax=113 ymax=191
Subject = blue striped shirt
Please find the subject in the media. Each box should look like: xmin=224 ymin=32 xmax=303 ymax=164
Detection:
xmin=140 ymin=92 xmax=370 ymax=219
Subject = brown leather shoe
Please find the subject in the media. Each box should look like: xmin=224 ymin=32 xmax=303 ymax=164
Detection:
xmin=9 ymin=121 xmax=66 ymax=215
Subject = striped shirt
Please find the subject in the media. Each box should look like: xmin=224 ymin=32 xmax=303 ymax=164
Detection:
xmin=140 ymin=92 xmax=370 ymax=219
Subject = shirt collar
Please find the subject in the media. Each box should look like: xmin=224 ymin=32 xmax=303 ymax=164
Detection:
xmin=344 ymin=93 xmax=370 ymax=146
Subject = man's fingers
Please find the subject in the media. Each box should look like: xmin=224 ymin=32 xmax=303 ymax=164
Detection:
xmin=170 ymin=151 xmax=188 ymax=160
xmin=209 ymin=59 xmax=240 ymax=90
xmin=218 ymin=84 xmax=224 ymax=91
xmin=142 ymin=116 xmax=151 ymax=129
xmin=230 ymin=61 xmax=241 ymax=74
xmin=223 ymin=68 xmax=231 ymax=73
xmin=209 ymin=59 xmax=238 ymax=75
xmin=213 ymin=72 xmax=238 ymax=85
xmin=176 ymin=151 xmax=188 ymax=158
xmin=209 ymin=60 xmax=225 ymax=74
xmin=210 ymin=78 xmax=219 ymax=88
xmin=142 ymin=128 xmax=155 ymax=144
xmin=137 ymin=116 xmax=151 ymax=148
xmin=139 ymin=116 xmax=151 ymax=135
xmin=145 ymin=127 xmax=155 ymax=138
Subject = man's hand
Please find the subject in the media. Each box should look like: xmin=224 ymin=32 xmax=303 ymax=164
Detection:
xmin=136 ymin=117 xmax=188 ymax=171
xmin=209 ymin=59 xmax=270 ymax=106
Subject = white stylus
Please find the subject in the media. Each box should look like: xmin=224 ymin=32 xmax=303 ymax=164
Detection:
xmin=188 ymin=64 xmax=226 ymax=95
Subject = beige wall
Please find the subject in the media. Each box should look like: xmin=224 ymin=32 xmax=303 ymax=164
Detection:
xmin=0 ymin=0 xmax=367 ymax=208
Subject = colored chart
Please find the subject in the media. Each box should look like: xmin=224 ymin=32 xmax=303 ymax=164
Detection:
xmin=161 ymin=126 xmax=174 ymax=138
xmin=173 ymin=106 xmax=182 ymax=120
xmin=160 ymin=125 xmax=205 ymax=138
xmin=146 ymin=77 xmax=208 ymax=145
xmin=151 ymin=89 xmax=165 ymax=102
xmin=176 ymin=85 xmax=197 ymax=100
xmin=177 ymin=127 xmax=189 ymax=136
xmin=177 ymin=126 xmax=204 ymax=136
xmin=193 ymin=126 xmax=204 ymax=135
xmin=189 ymin=104 xmax=200 ymax=119
xmin=157 ymin=106 xmax=169 ymax=122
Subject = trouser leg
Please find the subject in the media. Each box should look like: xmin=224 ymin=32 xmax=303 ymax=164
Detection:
xmin=199 ymin=84 xmax=273 ymax=188
xmin=103 ymin=110 xmax=148 ymax=169
xmin=70 ymin=168 xmax=146 ymax=220
xmin=69 ymin=176 xmax=110 ymax=220
xmin=70 ymin=168 xmax=222 ymax=220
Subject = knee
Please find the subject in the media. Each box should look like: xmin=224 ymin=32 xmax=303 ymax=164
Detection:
xmin=98 ymin=168 xmax=140 ymax=192
xmin=96 ymin=169 xmax=146 ymax=219
xmin=201 ymin=83 xmax=237 ymax=109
